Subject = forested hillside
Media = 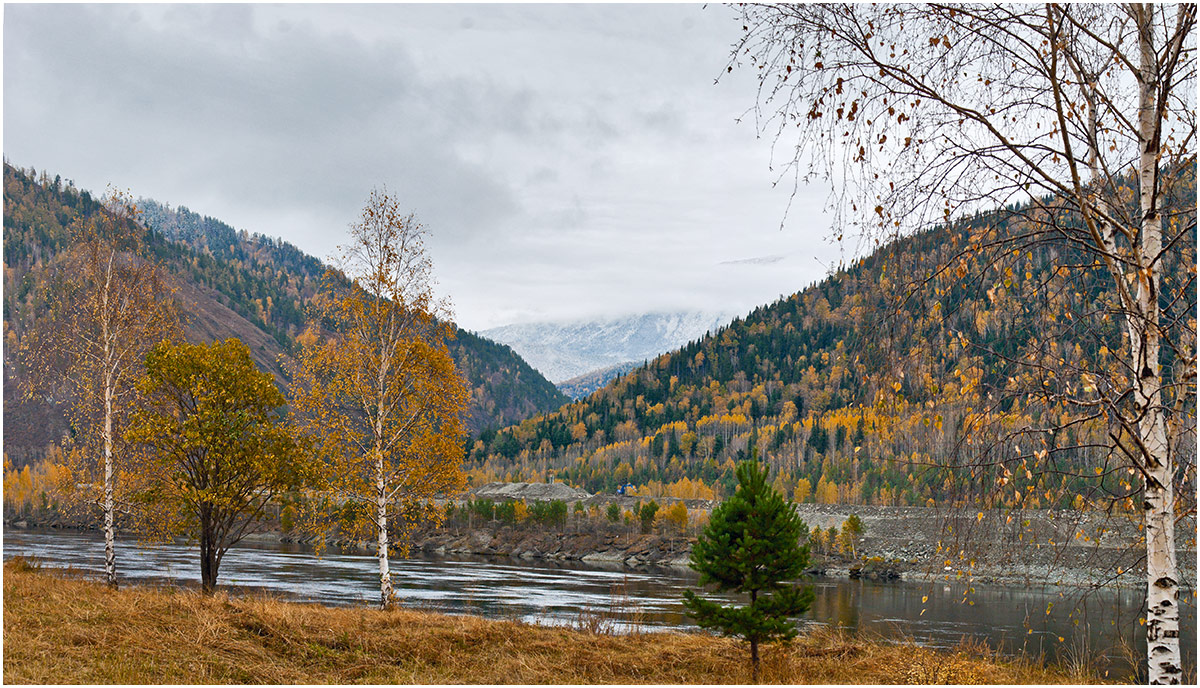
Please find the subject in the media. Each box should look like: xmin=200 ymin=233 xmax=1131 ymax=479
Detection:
xmin=465 ymin=174 xmax=1196 ymax=508
xmin=135 ymin=198 xmax=566 ymax=432
xmin=3 ymin=164 xmax=566 ymax=466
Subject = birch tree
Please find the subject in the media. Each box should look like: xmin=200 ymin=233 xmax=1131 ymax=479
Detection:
xmin=731 ymin=4 xmax=1195 ymax=682
xmin=289 ymin=189 xmax=468 ymax=609
xmin=19 ymin=189 xmax=179 ymax=588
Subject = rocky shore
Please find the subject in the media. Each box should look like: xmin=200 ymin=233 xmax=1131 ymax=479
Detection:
xmin=413 ymin=525 xmax=694 ymax=568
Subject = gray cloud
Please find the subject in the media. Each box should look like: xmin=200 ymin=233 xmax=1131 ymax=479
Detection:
xmin=720 ymin=255 xmax=787 ymax=266
xmin=6 ymin=4 xmax=522 ymax=249
xmin=5 ymin=4 xmax=843 ymax=330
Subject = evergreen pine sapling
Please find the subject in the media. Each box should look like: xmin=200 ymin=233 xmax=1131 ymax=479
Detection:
xmin=682 ymin=460 xmax=814 ymax=681
xmin=639 ymin=499 xmax=659 ymax=533
xmin=606 ymin=502 xmax=621 ymax=523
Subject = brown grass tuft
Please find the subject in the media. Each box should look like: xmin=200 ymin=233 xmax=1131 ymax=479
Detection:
xmin=3 ymin=563 xmax=1087 ymax=684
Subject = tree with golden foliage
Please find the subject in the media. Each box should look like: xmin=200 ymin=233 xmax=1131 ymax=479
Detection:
xmin=19 ymin=189 xmax=179 ymax=588
xmin=2 ymin=451 xmax=69 ymax=519
xmin=128 ymin=338 xmax=302 ymax=594
xmin=661 ymin=501 xmax=690 ymax=532
xmin=289 ymin=189 xmax=468 ymax=609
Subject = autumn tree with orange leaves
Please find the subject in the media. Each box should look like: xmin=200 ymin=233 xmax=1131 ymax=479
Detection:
xmin=289 ymin=189 xmax=468 ymax=610
xmin=19 ymin=189 xmax=180 ymax=589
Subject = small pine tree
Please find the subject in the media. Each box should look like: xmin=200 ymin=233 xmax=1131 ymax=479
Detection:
xmin=682 ymin=460 xmax=814 ymax=680
xmin=639 ymin=500 xmax=659 ymax=533
xmin=606 ymin=502 xmax=621 ymax=522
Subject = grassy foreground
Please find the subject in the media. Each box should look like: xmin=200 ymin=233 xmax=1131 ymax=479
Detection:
xmin=3 ymin=560 xmax=1082 ymax=685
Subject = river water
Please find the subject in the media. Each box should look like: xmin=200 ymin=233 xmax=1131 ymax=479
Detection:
xmin=4 ymin=529 xmax=1194 ymax=681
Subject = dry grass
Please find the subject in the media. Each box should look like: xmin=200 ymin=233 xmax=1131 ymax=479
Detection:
xmin=3 ymin=560 xmax=1084 ymax=684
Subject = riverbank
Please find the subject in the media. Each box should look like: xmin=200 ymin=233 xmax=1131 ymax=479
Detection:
xmin=1 ymin=559 xmax=1086 ymax=684
xmin=287 ymin=500 xmax=1195 ymax=590
xmin=9 ymin=497 xmax=1195 ymax=590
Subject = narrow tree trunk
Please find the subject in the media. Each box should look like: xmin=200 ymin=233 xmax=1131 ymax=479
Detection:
xmin=376 ymin=449 xmax=393 ymax=610
xmin=374 ymin=316 xmax=394 ymax=611
xmin=750 ymin=588 xmax=760 ymax=682
xmin=200 ymin=506 xmax=217 ymax=594
xmin=103 ymin=373 xmax=117 ymax=590
xmin=750 ymin=637 xmax=759 ymax=683
xmin=100 ymin=250 xmax=118 ymax=591
xmin=1135 ymin=8 xmax=1181 ymax=683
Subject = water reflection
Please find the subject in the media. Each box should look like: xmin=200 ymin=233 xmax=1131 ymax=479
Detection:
xmin=3 ymin=529 xmax=1193 ymax=681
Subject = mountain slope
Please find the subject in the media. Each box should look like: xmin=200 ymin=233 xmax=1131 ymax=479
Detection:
xmin=3 ymin=164 xmax=566 ymax=465
xmin=135 ymin=199 xmax=567 ymax=433
xmin=465 ymin=179 xmax=1196 ymax=506
xmin=556 ymin=361 xmax=641 ymax=400
xmin=481 ymin=311 xmax=733 ymax=384
xmin=443 ymin=334 xmax=568 ymax=434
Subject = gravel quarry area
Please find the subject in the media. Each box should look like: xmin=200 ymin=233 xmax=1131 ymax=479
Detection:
xmin=470 ymin=481 xmax=591 ymax=502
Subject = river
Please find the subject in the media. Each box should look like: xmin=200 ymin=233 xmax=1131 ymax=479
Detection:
xmin=4 ymin=528 xmax=1194 ymax=681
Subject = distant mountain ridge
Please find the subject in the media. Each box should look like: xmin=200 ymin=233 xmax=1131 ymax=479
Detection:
xmin=482 ymin=311 xmax=733 ymax=384
xmin=556 ymin=360 xmax=641 ymax=400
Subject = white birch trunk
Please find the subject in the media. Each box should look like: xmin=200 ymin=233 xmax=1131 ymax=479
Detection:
xmin=101 ymin=249 xmax=117 ymax=590
xmin=374 ymin=311 xmax=395 ymax=611
xmin=103 ymin=372 xmax=116 ymax=589
xmin=376 ymin=448 xmax=393 ymax=610
xmin=1135 ymin=7 xmax=1181 ymax=682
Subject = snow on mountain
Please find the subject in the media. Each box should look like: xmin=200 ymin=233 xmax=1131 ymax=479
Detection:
xmin=556 ymin=360 xmax=642 ymax=400
xmin=481 ymin=311 xmax=734 ymax=384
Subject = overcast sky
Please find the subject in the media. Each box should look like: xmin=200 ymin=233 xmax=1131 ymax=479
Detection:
xmin=4 ymin=3 xmax=843 ymax=331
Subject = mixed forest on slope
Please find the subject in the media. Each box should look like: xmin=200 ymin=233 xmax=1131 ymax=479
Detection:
xmin=2 ymin=163 xmax=567 ymax=468
xmin=465 ymin=172 xmax=1196 ymax=515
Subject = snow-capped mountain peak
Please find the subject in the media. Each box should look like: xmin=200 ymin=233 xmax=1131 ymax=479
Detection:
xmin=481 ymin=311 xmax=734 ymax=384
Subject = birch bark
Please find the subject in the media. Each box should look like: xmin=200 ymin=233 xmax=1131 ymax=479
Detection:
xmin=102 ymin=250 xmax=117 ymax=589
xmin=103 ymin=371 xmax=116 ymax=589
xmin=1135 ymin=6 xmax=1181 ymax=682
xmin=376 ymin=447 xmax=393 ymax=610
